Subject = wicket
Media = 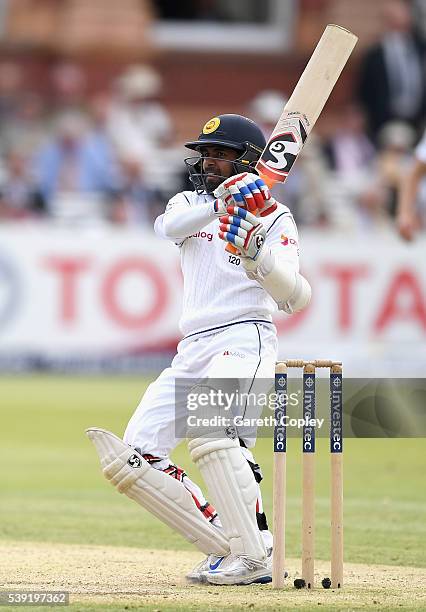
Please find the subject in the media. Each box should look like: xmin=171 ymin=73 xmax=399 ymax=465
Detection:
xmin=272 ymin=360 xmax=343 ymax=590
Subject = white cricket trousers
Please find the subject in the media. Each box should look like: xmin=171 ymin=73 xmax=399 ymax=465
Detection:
xmin=124 ymin=321 xmax=277 ymax=455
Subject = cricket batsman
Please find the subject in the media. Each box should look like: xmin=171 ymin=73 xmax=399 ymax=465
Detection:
xmin=87 ymin=114 xmax=311 ymax=585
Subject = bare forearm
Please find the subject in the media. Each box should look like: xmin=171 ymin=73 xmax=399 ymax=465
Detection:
xmin=398 ymin=160 xmax=426 ymax=216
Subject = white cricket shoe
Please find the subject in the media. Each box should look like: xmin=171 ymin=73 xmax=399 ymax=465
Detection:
xmin=186 ymin=554 xmax=227 ymax=583
xmin=202 ymin=549 xmax=273 ymax=585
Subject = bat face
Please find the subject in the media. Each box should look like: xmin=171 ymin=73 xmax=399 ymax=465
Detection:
xmin=255 ymin=25 xmax=357 ymax=188
xmin=225 ymin=24 xmax=357 ymax=253
xmin=256 ymin=112 xmax=309 ymax=183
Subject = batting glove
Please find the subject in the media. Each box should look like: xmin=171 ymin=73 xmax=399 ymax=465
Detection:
xmin=212 ymin=198 xmax=229 ymax=217
xmin=214 ymin=172 xmax=277 ymax=216
xmin=219 ymin=206 xmax=266 ymax=261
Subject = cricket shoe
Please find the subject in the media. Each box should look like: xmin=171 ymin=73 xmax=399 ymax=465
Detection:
xmin=186 ymin=554 xmax=227 ymax=583
xmin=202 ymin=549 xmax=273 ymax=585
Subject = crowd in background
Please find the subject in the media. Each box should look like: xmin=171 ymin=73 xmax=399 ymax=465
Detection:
xmin=0 ymin=61 xmax=182 ymax=228
xmin=0 ymin=0 xmax=425 ymax=235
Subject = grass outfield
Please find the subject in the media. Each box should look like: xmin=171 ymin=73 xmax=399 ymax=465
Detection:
xmin=0 ymin=375 xmax=425 ymax=611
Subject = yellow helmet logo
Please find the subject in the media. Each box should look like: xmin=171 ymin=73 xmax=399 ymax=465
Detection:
xmin=202 ymin=117 xmax=221 ymax=134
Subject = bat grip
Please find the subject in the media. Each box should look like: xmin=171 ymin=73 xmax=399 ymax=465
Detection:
xmin=225 ymin=242 xmax=239 ymax=254
xmin=260 ymin=174 xmax=276 ymax=189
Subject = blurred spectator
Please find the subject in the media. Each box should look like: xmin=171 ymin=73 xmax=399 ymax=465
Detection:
xmin=147 ymin=142 xmax=186 ymax=202
xmin=356 ymin=178 xmax=393 ymax=231
xmin=322 ymin=104 xmax=376 ymax=178
xmin=0 ymin=148 xmax=46 ymax=220
xmin=413 ymin=0 xmax=426 ymax=39
xmin=109 ymin=64 xmax=172 ymax=159
xmin=396 ymin=125 xmax=426 ymax=240
xmin=357 ymin=0 xmax=426 ymax=143
xmin=0 ymin=61 xmax=23 ymax=123
xmin=49 ymin=62 xmax=87 ymax=116
xmin=295 ymin=134 xmax=331 ymax=228
xmin=33 ymin=111 xmax=117 ymax=217
xmin=0 ymin=92 xmax=47 ymax=158
xmin=249 ymin=89 xmax=331 ymax=227
xmin=109 ymin=65 xmax=183 ymax=201
xmin=85 ymin=91 xmax=120 ymax=186
xmin=376 ymin=120 xmax=417 ymax=217
xmin=320 ymin=105 xmax=377 ymax=228
xmin=320 ymin=107 xmax=374 ymax=231
xmin=248 ymin=90 xmax=307 ymax=225
xmin=323 ymin=119 xmax=415 ymax=232
xmin=248 ymin=90 xmax=288 ymax=136
xmin=109 ymin=155 xmax=160 ymax=227
xmin=0 ymin=62 xmax=29 ymax=158
xmin=108 ymin=64 xmax=183 ymax=198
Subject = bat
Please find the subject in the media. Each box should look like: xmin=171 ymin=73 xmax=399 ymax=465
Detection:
xmin=226 ymin=24 xmax=358 ymax=253
xmin=256 ymin=24 xmax=358 ymax=185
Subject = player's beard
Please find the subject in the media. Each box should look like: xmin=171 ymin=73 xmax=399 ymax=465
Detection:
xmin=204 ymin=172 xmax=224 ymax=193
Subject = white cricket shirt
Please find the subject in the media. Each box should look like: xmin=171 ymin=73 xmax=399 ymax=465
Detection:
xmin=154 ymin=190 xmax=300 ymax=337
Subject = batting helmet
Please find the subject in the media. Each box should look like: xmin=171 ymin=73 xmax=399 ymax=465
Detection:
xmin=184 ymin=114 xmax=266 ymax=193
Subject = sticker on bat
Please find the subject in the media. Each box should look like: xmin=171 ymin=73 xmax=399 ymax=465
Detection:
xmin=257 ymin=113 xmax=308 ymax=182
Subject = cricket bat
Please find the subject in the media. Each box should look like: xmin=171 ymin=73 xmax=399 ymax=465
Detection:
xmin=226 ymin=24 xmax=358 ymax=253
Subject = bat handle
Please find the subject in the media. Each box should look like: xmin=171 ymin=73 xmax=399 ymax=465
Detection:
xmin=260 ymin=174 xmax=276 ymax=189
xmin=225 ymin=243 xmax=239 ymax=254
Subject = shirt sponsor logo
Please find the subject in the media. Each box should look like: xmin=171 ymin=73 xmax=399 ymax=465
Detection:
xmin=190 ymin=231 xmax=213 ymax=242
xmin=280 ymin=234 xmax=298 ymax=247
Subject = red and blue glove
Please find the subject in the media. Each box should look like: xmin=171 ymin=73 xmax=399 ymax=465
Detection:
xmin=218 ymin=205 xmax=266 ymax=260
xmin=214 ymin=172 xmax=277 ymax=216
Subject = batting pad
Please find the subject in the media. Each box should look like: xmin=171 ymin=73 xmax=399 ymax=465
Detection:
xmin=189 ymin=436 xmax=266 ymax=559
xmin=86 ymin=428 xmax=230 ymax=556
